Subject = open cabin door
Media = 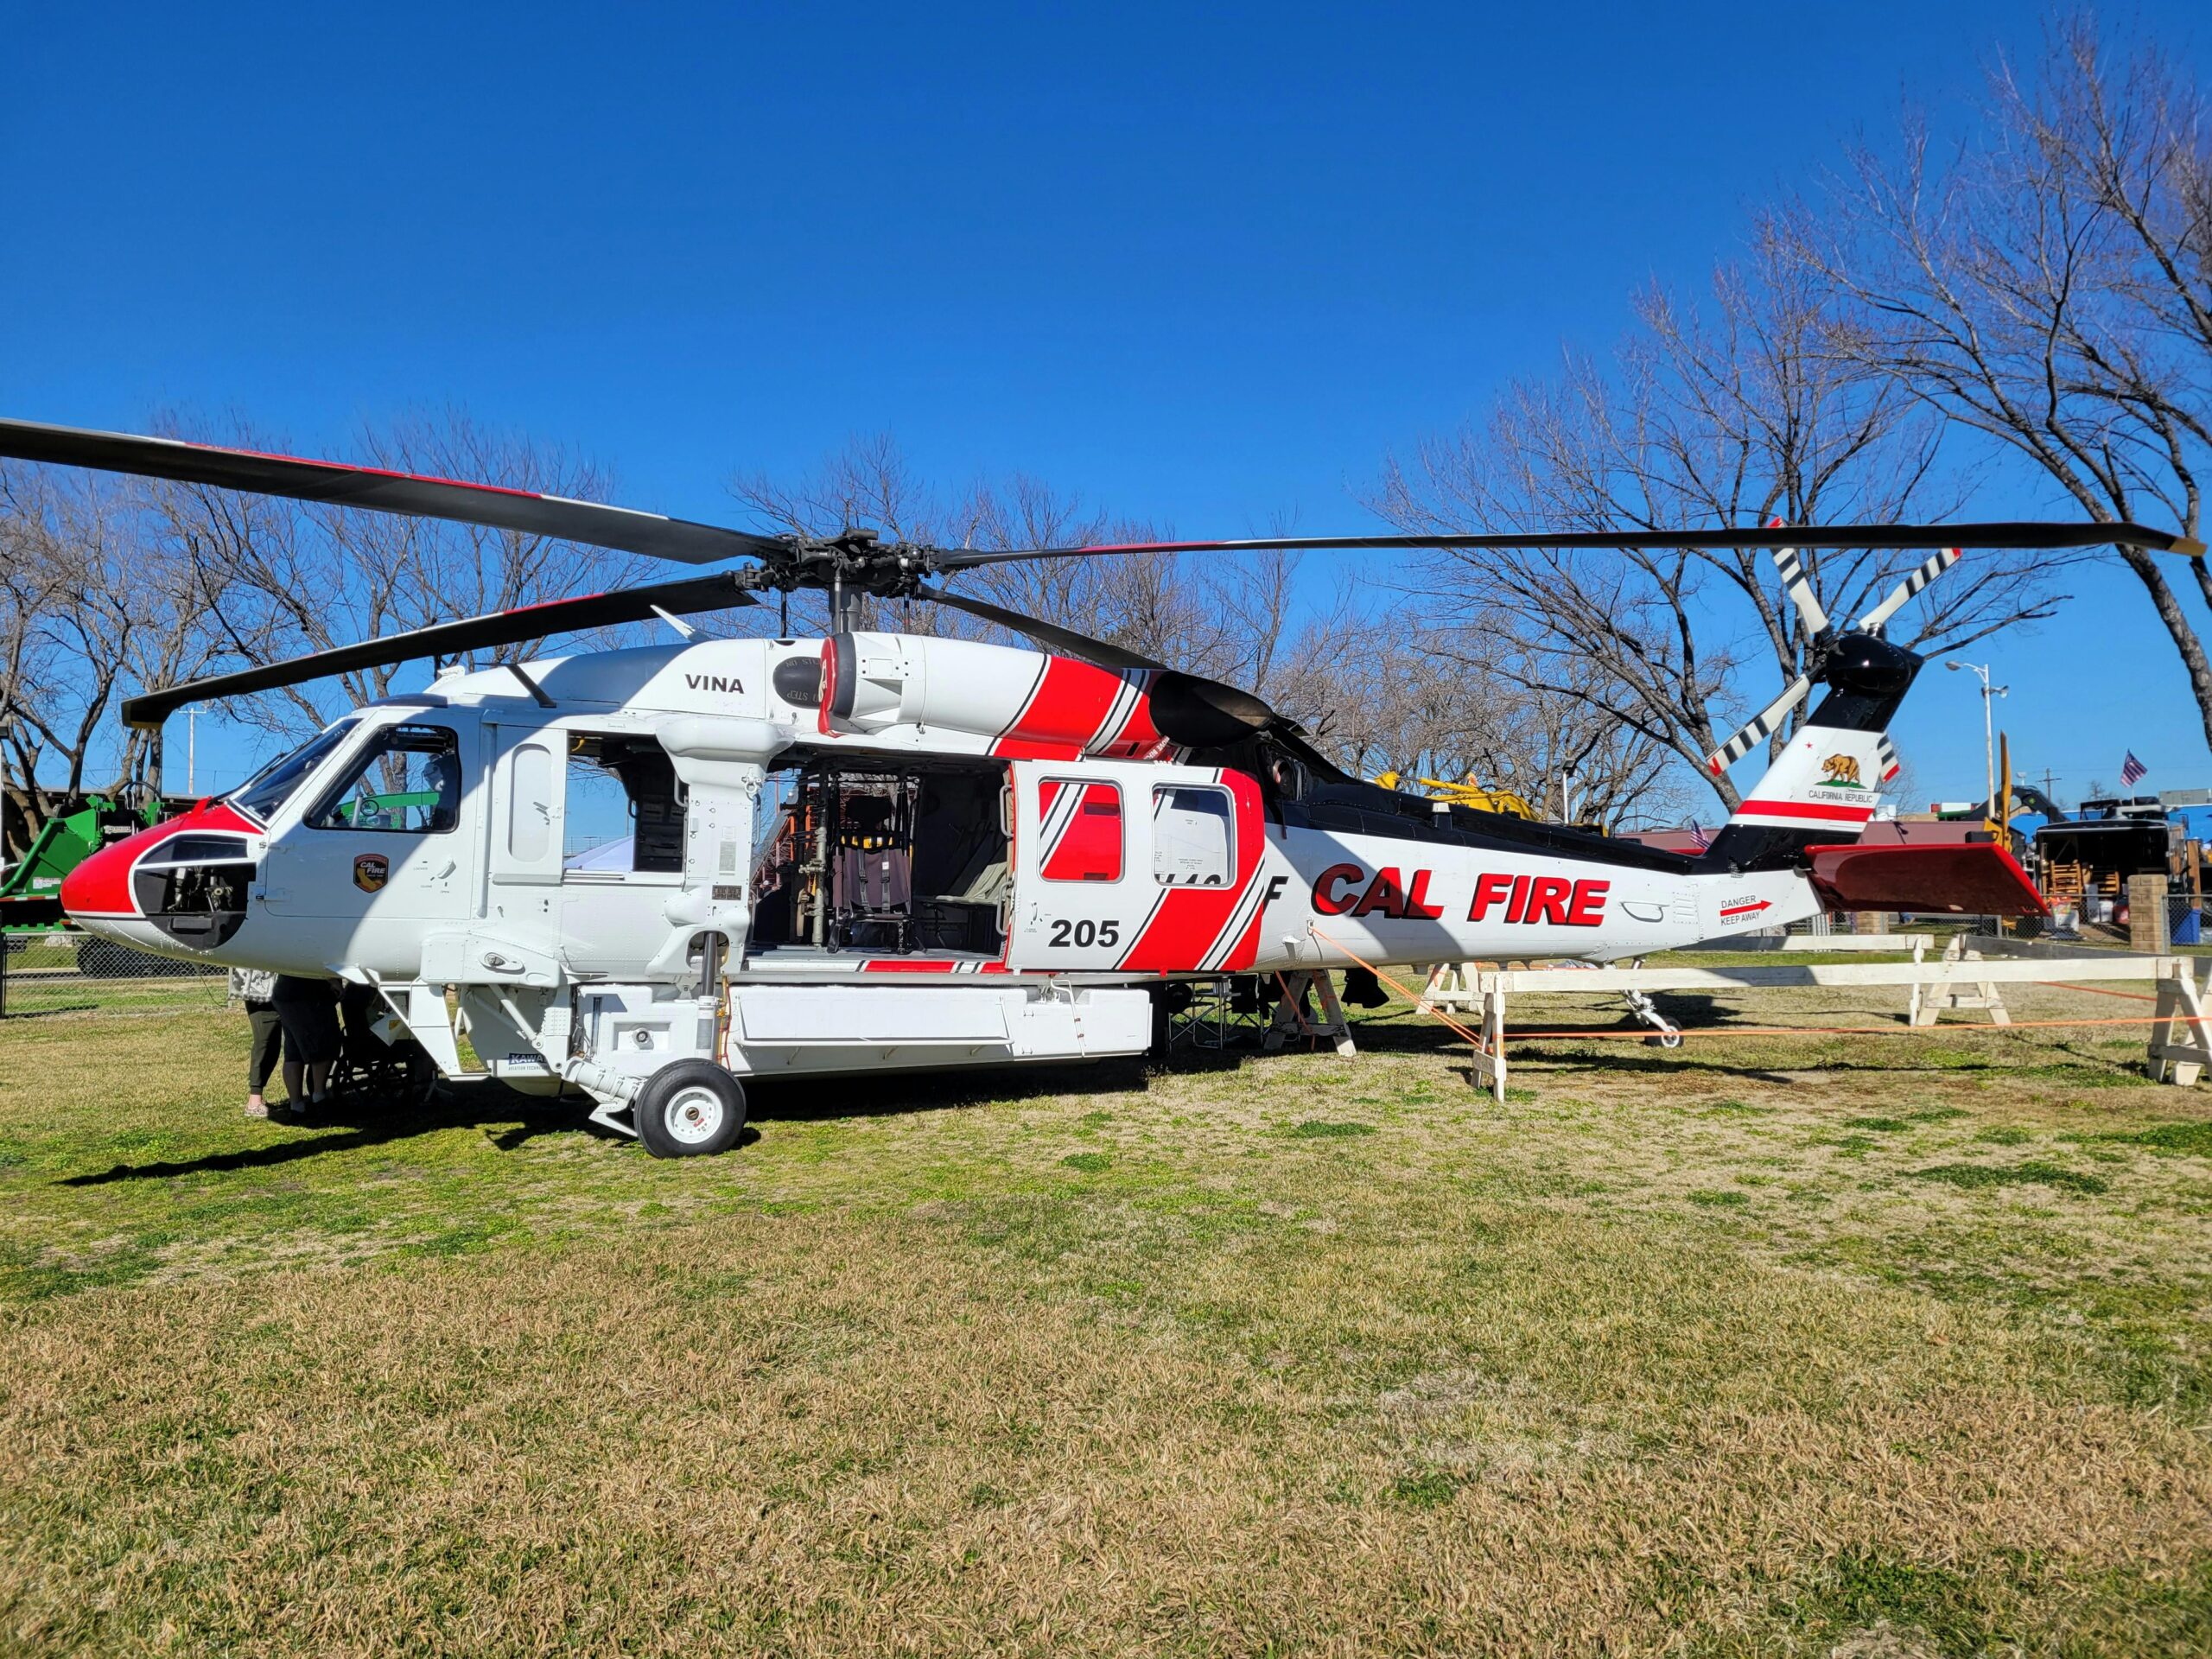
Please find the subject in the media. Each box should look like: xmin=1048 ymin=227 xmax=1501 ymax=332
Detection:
xmin=1006 ymin=760 xmax=1266 ymax=975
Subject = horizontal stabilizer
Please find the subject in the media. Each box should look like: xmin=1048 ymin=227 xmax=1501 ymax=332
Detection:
xmin=1806 ymin=840 xmax=2049 ymax=918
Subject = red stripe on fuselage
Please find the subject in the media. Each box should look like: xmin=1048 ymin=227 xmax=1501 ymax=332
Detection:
xmin=991 ymin=657 xmax=1127 ymax=760
xmin=1733 ymin=798 xmax=1875 ymax=823
xmin=1116 ymin=770 xmax=1267 ymax=972
xmin=1090 ymin=672 xmax=1173 ymax=761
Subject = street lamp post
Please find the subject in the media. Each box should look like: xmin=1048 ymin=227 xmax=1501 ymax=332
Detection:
xmin=1944 ymin=660 xmax=2009 ymax=821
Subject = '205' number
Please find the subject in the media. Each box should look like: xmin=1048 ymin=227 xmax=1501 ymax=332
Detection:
xmin=1048 ymin=918 xmax=1121 ymax=949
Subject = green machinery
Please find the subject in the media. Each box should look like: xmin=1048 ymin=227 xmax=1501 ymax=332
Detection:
xmin=0 ymin=790 xmax=174 ymax=933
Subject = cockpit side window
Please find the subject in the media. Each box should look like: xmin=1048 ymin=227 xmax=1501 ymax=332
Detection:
xmin=229 ymin=719 xmax=359 ymax=824
xmin=305 ymin=725 xmax=463 ymax=834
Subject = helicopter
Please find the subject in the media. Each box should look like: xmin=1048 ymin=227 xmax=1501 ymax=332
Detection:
xmin=2 ymin=416 xmax=2200 ymax=1155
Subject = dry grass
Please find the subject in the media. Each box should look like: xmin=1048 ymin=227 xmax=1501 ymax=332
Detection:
xmin=3 ymin=971 xmax=2211 ymax=1655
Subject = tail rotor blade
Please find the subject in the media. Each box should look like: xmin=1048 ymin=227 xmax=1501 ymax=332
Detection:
xmin=1771 ymin=543 xmax=1831 ymax=635
xmin=1857 ymin=548 xmax=1961 ymax=632
xmin=1704 ymin=677 xmax=1812 ymax=777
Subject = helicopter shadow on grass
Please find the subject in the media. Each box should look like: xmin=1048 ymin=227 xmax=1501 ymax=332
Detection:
xmin=1480 ymin=991 xmax=2147 ymax=1089
xmin=57 ymin=1080 xmax=583 ymax=1186
xmin=60 ymin=1061 xmax=1171 ymax=1186
xmin=742 ymin=1056 xmax=1155 ymax=1125
xmin=1342 ymin=993 xmax=2013 ymax=1090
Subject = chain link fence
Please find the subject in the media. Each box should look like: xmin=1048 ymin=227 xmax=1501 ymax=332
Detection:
xmin=1 ymin=931 xmax=228 ymax=1019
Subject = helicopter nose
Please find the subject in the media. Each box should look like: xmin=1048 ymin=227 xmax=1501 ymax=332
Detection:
xmin=59 ymin=802 xmax=262 ymax=955
xmin=58 ymin=831 xmax=146 ymax=925
xmin=60 ymin=827 xmax=181 ymax=952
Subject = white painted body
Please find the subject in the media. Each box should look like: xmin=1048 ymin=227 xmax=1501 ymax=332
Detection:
xmin=61 ymin=632 xmax=1843 ymax=1122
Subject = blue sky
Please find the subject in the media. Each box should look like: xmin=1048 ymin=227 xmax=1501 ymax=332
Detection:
xmin=5 ymin=1 xmax=2209 ymax=808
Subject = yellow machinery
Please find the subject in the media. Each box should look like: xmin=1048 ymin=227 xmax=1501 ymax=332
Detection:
xmin=1373 ymin=772 xmax=1538 ymax=821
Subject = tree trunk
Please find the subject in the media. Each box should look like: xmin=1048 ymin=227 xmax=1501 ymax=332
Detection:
xmin=2121 ymin=550 xmax=2212 ymax=753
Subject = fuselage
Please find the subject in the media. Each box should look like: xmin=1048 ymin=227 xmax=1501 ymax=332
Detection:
xmin=60 ymin=632 xmax=1824 ymax=993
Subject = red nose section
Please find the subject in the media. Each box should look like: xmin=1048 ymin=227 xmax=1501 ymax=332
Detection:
xmin=58 ymin=836 xmax=141 ymax=918
xmin=59 ymin=802 xmax=259 ymax=920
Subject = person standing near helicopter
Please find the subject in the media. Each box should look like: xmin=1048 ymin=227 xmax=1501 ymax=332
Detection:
xmin=230 ymin=965 xmax=284 ymax=1119
xmin=270 ymin=972 xmax=342 ymax=1118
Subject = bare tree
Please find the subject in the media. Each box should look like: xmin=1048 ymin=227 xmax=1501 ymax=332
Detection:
xmin=729 ymin=437 xmax=1681 ymax=819
xmin=0 ymin=464 xmax=245 ymax=853
xmin=163 ymin=407 xmax=639 ymax=736
xmin=731 ymin=435 xmax=1352 ymax=711
xmin=1 ymin=410 xmax=640 ymax=855
xmin=1791 ymin=15 xmax=2212 ymax=745
xmin=1304 ymin=601 xmax=1684 ymax=829
xmin=1376 ymin=241 xmax=2058 ymax=809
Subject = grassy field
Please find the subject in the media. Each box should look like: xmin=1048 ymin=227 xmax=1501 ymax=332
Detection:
xmin=3 ymin=972 xmax=2211 ymax=1656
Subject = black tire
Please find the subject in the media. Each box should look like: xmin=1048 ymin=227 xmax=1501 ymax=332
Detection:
xmin=633 ymin=1060 xmax=747 ymax=1158
xmin=73 ymin=938 xmax=176 ymax=979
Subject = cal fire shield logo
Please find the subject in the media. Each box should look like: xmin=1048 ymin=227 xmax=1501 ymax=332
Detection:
xmin=353 ymin=853 xmax=390 ymax=893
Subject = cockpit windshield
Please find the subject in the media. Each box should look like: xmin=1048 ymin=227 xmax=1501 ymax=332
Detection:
xmin=228 ymin=720 xmax=360 ymax=824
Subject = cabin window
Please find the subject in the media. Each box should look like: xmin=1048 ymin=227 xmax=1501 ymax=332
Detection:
xmin=306 ymin=724 xmax=461 ymax=834
xmin=1154 ymin=785 xmax=1233 ymax=886
xmin=563 ymin=734 xmax=685 ymax=874
xmin=1037 ymin=779 xmax=1123 ymax=882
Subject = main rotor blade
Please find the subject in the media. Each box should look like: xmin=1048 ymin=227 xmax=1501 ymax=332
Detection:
xmin=1857 ymin=547 xmax=1961 ymax=632
xmin=0 ymin=417 xmax=791 ymax=566
xmin=1703 ymin=677 xmax=1813 ymax=777
xmin=936 ymin=520 xmax=2202 ymax=568
xmin=119 ymin=572 xmax=757 ymax=729
xmin=910 ymin=583 xmax=1168 ymax=671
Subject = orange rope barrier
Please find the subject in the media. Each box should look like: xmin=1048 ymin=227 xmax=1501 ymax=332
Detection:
xmin=2050 ymin=981 xmax=2159 ymax=1002
xmin=1306 ymin=927 xmax=1492 ymax=1051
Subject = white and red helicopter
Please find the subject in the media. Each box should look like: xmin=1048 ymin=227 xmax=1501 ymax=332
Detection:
xmin=3 ymin=418 xmax=2199 ymax=1154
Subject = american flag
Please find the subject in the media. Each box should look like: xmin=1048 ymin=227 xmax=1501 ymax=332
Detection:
xmin=2120 ymin=751 xmax=2148 ymax=787
xmin=1688 ymin=824 xmax=1713 ymax=849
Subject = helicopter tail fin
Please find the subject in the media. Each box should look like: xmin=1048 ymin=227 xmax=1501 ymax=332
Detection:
xmin=1695 ymin=633 xmax=1916 ymax=874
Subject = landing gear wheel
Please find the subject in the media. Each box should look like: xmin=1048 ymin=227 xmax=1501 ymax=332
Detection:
xmin=634 ymin=1061 xmax=747 ymax=1159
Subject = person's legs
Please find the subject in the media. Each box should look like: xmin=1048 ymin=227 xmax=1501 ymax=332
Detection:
xmin=245 ymin=1004 xmax=283 ymax=1116
xmin=277 ymin=1016 xmax=310 ymax=1119
xmin=302 ymin=993 xmax=342 ymax=1108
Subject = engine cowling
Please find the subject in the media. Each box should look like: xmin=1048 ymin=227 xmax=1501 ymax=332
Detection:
xmin=818 ymin=632 xmax=1179 ymax=760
